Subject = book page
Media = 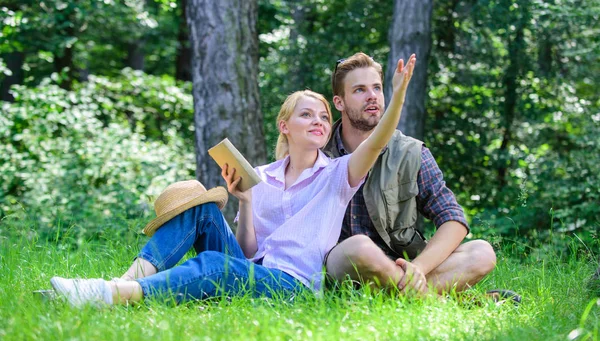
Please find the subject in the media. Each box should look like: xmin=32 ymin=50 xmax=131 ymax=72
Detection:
xmin=208 ymin=138 xmax=262 ymax=192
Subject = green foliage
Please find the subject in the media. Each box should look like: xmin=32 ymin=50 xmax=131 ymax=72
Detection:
xmin=0 ymin=70 xmax=195 ymax=244
xmin=257 ymin=0 xmax=393 ymax=160
xmin=1 ymin=0 xmax=598 ymax=249
xmin=0 ymin=0 xmax=180 ymax=86
xmin=427 ymin=0 xmax=600 ymax=247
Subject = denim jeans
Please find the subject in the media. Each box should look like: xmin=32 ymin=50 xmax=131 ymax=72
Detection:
xmin=135 ymin=203 xmax=305 ymax=303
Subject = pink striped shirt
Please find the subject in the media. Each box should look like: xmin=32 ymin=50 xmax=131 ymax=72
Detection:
xmin=249 ymin=150 xmax=362 ymax=291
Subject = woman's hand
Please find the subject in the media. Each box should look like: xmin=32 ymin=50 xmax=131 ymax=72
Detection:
xmin=391 ymin=54 xmax=416 ymax=104
xmin=221 ymin=164 xmax=252 ymax=202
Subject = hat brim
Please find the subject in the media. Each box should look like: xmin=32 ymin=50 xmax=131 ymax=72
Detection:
xmin=142 ymin=187 xmax=228 ymax=237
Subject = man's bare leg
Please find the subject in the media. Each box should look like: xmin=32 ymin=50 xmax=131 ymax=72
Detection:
xmin=326 ymin=236 xmax=495 ymax=294
xmin=426 ymin=240 xmax=496 ymax=294
xmin=326 ymin=235 xmax=405 ymax=290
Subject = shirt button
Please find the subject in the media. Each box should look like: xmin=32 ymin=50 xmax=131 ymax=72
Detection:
xmin=352 ymin=215 xmax=357 ymax=220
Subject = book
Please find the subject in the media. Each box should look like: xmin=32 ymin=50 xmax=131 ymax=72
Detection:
xmin=208 ymin=138 xmax=262 ymax=192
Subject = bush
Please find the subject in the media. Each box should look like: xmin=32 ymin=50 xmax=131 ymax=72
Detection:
xmin=0 ymin=70 xmax=195 ymax=245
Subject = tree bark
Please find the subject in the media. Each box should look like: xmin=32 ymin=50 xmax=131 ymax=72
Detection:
xmin=385 ymin=0 xmax=433 ymax=141
xmin=187 ymin=0 xmax=266 ymax=222
xmin=0 ymin=52 xmax=25 ymax=102
xmin=126 ymin=40 xmax=146 ymax=71
xmin=497 ymin=3 xmax=529 ymax=192
xmin=288 ymin=0 xmax=306 ymax=88
xmin=175 ymin=0 xmax=191 ymax=81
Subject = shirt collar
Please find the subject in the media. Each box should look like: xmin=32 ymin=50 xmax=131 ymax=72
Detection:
xmin=264 ymin=150 xmax=331 ymax=185
xmin=334 ymin=123 xmax=388 ymax=156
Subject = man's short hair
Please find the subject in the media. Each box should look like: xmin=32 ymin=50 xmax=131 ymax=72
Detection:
xmin=331 ymin=52 xmax=384 ymax=97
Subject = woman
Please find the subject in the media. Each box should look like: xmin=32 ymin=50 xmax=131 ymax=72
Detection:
xmin=50 ymin=55 xmax=416 ymax=307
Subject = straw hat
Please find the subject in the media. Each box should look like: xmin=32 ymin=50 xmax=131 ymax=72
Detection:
xmin=143 ymin=180 xmax=228 ymax=236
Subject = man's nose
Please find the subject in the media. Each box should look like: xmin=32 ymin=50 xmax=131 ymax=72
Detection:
xmin=366 ymin=87 xmax=378 ymax=100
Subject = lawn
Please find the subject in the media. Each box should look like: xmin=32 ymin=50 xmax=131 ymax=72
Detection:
xmin=0 ymin=225 xmax=598 ymax=341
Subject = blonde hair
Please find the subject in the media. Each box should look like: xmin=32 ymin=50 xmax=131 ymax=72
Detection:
xmin=275 ymin=90 xmax=332 ymax=160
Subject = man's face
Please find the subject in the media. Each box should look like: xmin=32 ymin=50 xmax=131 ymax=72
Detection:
xmin=333 ymin=67 xmax=385 ymax=132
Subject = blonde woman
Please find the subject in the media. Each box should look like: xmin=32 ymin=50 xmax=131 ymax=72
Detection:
xmin=49 ymin=54 xmax=416 ymax=307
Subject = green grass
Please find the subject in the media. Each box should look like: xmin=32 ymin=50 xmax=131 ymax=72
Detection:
xmin=0 ymin=226 xmax=598 ymax=341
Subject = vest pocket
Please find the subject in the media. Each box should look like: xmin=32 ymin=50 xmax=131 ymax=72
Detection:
xmin=383 ymin=182 xmax=424 ymax=259
xmin=383 ymin=182 xmax=418 ymax=228
xmin=389 ymin=227 xmax=427 ymax=260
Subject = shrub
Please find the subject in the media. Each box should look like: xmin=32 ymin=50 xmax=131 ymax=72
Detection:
xmin=0 ymin=70 xmax=195 ymax=245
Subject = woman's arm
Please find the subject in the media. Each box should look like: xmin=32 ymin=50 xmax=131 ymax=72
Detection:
xmin=347 ymin=55 xmax=416 ymax=187
xmin=222 ymin=164 xmax=257 ymax=258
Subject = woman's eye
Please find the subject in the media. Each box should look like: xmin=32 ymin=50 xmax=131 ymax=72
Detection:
xmin=321 ymin=115 xmax=329 ymax=121
xmin=301 ymin=112 xmax=310 ymax=117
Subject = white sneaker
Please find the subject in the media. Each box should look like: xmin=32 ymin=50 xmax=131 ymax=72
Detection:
xmin=50 ymin=277 xmax=113 ymax=308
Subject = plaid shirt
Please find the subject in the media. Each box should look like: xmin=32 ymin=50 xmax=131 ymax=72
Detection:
xmin=334 ymin=125 xmax=469 ymax=257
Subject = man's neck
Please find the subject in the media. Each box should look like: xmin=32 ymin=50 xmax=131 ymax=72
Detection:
xmin=340 ymin=116 xmax=373 ymax=153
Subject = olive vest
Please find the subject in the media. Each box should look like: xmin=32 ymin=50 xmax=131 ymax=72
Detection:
xmin=323 ymin=121 xmax=426 ymax=259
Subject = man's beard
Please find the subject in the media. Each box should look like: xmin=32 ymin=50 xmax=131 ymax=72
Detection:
xmin=346 ymin=103 xmax=383 ymax=132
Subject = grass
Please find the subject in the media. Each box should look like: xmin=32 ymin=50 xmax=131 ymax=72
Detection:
xmin=0 ymin=225 xmax=598 ymax=341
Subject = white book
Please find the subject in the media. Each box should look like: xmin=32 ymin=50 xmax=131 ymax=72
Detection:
xmin=208 ymin=138 xmax=262 ymax=192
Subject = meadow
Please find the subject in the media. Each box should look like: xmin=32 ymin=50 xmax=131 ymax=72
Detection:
xmin=1 ymin=223 xmax=598 ymax=341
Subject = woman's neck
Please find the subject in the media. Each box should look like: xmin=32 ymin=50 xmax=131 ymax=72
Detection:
xmin=284 ymin=145 xmax=319 ymax=189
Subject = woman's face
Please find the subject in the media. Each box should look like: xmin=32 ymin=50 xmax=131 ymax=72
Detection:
xmin=279 ymin=96 xmax=331 ymax=151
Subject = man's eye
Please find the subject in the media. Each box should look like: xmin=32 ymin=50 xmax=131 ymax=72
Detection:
xmin=374 ymin=86 xmax=382 ymax=91
xmin=354 ymin=88 xmax=363 ymax=93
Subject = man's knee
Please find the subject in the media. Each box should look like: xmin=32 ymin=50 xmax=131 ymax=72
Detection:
xmin=327 ymin=235 xmax=392 ymax=277
xmin=467 ymin=240 xmax=496 ymax=276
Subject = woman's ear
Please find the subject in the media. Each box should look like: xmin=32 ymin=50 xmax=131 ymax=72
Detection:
xmin=278 ymin=120 xmax=289 ymax=134
xmin=333 ymin=95 xmax=345 ymax=112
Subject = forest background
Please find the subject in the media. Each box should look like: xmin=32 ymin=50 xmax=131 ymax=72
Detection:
xmin=1 ymin=0 xmax=599 ymax=255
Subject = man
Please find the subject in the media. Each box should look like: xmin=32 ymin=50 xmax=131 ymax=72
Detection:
xmin=323 ymin=52 xmax=496 ymax=295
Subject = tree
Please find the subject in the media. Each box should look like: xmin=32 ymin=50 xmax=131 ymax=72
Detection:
xmin=384 ymin=0 xmax=434 ymax=140
xmin=187 ymin=0 xmax=266 ymax=221
xmin=175 ymin=0 xmax=191 ymax=81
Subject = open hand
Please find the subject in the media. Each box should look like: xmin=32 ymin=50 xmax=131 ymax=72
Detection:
xmin=396 ymin=257 xmax=428 ymax=295
xmin=391 ymin=54 xmax=417 ymax=103
xmin=221 ymin=163 xmax=252 ymax=202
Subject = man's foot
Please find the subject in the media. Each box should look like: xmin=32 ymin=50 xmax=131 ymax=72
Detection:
xmin=50 ymin=277 xmax=113 ymax=308
xmin=455 ymin=289 xmax=521 ymax=307
xmin=486 ymin=289 xmax=521 ymax=305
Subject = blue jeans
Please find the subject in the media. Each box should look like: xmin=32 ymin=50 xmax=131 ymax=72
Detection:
xmin=136 ymin=203 xmax=305 ymax=303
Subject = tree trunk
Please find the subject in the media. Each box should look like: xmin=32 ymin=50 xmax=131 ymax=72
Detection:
xmin=53 ymin=3 xmax=78 ymax=90
xmin=385 ymin=0 xmax=433 ymax=141
xmin=385 ymin=0 xmax=433 ymax=232
xmin=288 ymin=0 xmax=305 ymax=88
xmin=175 ymin=0 xmax=191 ymax=81
xmin=497 ymin=4 xmax=529 ymax=192
xmin=0 ymin=52 xmax=25 ymax=102
xmin=187 ymin=0 xmax=266 ymax=223
xmin=126 ymin=40 xmax=146 ymax=71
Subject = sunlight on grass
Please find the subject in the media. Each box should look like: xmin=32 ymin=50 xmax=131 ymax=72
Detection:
xmin=0 ymin=227 xmax=598 ymax=341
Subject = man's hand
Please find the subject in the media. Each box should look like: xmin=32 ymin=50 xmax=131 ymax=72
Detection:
xmin=391 ymin=54 xmax=416 ymax=103
xmin=396 ymin=258 xmax=428 ymax=294
xmin=221 ymin=163 xmax=252 ymax=203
